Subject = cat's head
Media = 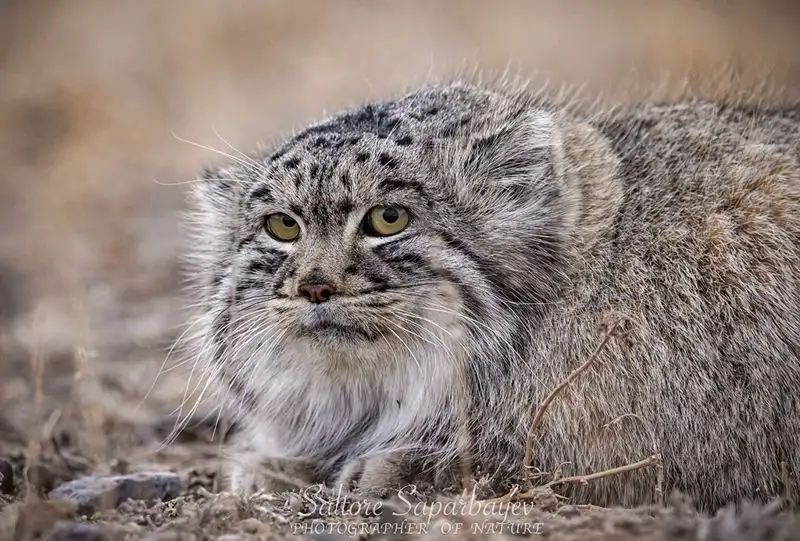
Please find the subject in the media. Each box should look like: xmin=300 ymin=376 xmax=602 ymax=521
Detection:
xmin=187 ymin=82 xmax=573 ymax=372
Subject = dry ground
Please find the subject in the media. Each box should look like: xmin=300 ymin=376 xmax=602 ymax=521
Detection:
xmin=1 ymin=1 xmax=800 ymax=539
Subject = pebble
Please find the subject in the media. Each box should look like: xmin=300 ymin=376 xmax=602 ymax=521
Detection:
xmin=48 ymin=471 xmax=181 ymax=514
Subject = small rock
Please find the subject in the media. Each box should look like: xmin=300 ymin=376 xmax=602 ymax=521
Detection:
xmin=0 ymin=458 xmax=14 ymax=495
xmin=42 ymin=521 xmax=109 ymax=541
xmin=48 ymin=472 xmax=181 ymax=514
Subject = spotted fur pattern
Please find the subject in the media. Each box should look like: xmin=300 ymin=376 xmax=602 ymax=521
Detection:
xmin=183 ymin=81 xmax=800 ymax=511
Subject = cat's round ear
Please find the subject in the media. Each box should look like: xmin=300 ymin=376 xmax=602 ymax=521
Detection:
xmin=462 ymin=110 xmax=565 ymax=200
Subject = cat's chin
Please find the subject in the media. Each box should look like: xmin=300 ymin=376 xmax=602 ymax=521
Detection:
xmin=295 ymin=321 xmax=380 ymax=347
xmin=290 ymin=326 xmax=394 ymax=372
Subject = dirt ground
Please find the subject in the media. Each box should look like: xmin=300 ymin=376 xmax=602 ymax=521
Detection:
xmin=1 ymin=1 xmax=800 ymax=539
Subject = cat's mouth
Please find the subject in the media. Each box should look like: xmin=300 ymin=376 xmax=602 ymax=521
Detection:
xmin=292 ymin=301 xmax=388 ymax=344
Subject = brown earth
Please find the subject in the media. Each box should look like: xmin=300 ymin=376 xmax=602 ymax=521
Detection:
xmin=1 ymin=1 xmax=800 ymax=539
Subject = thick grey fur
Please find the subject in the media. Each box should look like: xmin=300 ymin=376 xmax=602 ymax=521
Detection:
xmin=182 ymin=80 xmax=800 ymax=512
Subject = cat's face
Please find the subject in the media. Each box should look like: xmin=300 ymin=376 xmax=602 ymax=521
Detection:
xmin=189 ymin=84 xmax=568 ymax=368
xmin=229 ymin=133 xmax=462 ymax=354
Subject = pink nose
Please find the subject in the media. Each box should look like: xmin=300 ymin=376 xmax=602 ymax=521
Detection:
xmin=298 ymin=283 xmax=336 ymax=303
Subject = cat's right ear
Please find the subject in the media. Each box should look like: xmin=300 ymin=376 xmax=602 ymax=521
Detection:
xmin=192 ymin=165 xmax=241 ymax=215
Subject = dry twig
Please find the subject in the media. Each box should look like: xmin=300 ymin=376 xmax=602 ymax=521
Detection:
xmin=480 ymin=317 xmax=664 ymax=508
xmin=522 ymin=318 xmax=625 ymax=477
xmin=544 ymin=454 xmax=661 ymax=489
xmin=484 ymin=454 xmax=662 ymax=505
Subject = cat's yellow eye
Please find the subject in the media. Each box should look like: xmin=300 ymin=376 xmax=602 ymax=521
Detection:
xmin=365 ymin=205 xmax=409 ymax=236
xmin=265 ymin=213 xmax=300 ymax=241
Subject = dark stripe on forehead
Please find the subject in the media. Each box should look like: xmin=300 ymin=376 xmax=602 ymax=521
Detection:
xmin=338 ymin=199 xmax=354 ymax=215
xmin=248 ymin=184 xmax=273 ymax=203
xmin=377 ymin=177 xmax=428 ymax=199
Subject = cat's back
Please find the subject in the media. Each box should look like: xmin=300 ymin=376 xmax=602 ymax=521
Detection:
xmin=585 ymin=100 xmax=800 ymax=294
xmin=592 ymin=100 xmax=800 ymax=199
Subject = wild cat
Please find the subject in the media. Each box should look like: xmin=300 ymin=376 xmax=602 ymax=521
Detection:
xmin=183 ymin=80 xmax=800 ymax=511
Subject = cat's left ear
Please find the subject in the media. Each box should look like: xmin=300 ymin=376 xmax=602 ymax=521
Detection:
xmin=462 ymin=110 xmax=566 ymax=200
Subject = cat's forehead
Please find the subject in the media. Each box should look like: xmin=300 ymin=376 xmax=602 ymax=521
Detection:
xmin=241 ymin=84 xmax=504 ymax=221
xmin=274 ymin=83 xmax=496 ymax=154
xmin=252 ymin=123 xmax=424 ymax=216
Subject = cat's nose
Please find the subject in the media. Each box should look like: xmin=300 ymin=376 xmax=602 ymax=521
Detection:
xmin=298 ymin=283 xmax=336 ymax=303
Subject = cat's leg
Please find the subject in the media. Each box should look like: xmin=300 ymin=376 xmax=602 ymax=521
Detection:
xmin=224 ymin=433 xmax=317 ymax=494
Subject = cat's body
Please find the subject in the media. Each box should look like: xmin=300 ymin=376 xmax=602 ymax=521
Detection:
xmin=185 ymin=82 xmax=800 ymax=511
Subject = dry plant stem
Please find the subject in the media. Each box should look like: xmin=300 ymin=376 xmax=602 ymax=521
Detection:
xmin=486 ymin=454 xmax=662 ymax=505
xmin=522 ymin=318 xmax=624 ymax=477
xmin=544 ymin=454 xmax=661 ymax=489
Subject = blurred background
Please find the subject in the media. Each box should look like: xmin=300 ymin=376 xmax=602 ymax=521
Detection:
xmin=0 ymin=0 xmax=799 ymax=464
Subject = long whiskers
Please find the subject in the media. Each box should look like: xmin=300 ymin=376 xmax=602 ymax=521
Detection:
xmin=171 ymin=132 xmax=260 ymax=171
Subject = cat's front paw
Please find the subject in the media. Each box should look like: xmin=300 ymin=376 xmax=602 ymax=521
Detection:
xmin=225 ymin=456 xmax=316 ymax=495
xmin=334 ymin=455 xmax=407 ymax=498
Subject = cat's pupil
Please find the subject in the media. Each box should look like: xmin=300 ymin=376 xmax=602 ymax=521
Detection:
xmin=382 ymin=207 xmax=399 ymax=223
xmin=281 ymin=216 xmax=296 ymax=227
